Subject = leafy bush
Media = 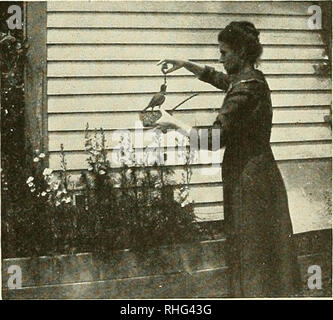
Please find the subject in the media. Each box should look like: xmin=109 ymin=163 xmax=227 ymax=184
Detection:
xmin=2 ymin=125 xmax=205 ymax=258
xmin=76 ymin=126 xmax=204 ymax=258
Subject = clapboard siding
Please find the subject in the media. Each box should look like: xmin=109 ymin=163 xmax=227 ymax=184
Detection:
xmin=47 ymin=12 xmax=311 ymax=30
xmin=46 ymin=1 xmax=331 ymax=222
xmin=47 ymin=61 xmax=321 ymax=77
xmin=48 ymin=142 xmax=332 ymax=171
xmin=47 ymin=29 xmax=323 ymax=46
xmin=48 ymin=124 xmax=331 ymax=151
xmin=47 ymin=45 xmax=326 ymax=61
xmin=47 ymin=92 xmax=331 ymax=113
xmin=47 ymin=76 xmax=330 ymax=94
xmin=46 ymin=1 xmax=312 ymax=15
xmin=48 ymin=108 xmax=330 ymax=131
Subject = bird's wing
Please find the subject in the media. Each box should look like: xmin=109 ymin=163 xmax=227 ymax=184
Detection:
xmin=147 ymin=93 xmax=165 ymax=109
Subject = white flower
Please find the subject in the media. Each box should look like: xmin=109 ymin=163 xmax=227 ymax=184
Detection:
xmin=41 ymin=191 xmax=47 ymax=197
xmin=26 ymin=176 xmax=34 ymax=184
xmin=39 ymin=153 xmax=46 ymax=158
xmin=55 ymin=200 xmax=61 ymax=207
xmin=99 ymin=170 xmax=106 ymax=175
xmin=64 ymin=196 xmax=71 ymax=204
xmin=35 ymin=149 xmax=40 ymax=154
xmin=33 ymin=157 xmax=39 ymax=163
xmin=181 ymin=198 xmax=190 ymax=208
xmin=43 ymin=168 xmax=53 ymax=176
xmin=46 ymin=188 xmax=51 ymax=193
xmin=30 ymin=188 xmax=36 ymax=193
xmin=56 ymin=191 xmax=62 ymax=197
xmin=51 ymin=180 xmax=60 ymax=191
xmin=28 ymin=182 xmax=34 ymax=188
xmin=88 ymin=166 xmax=93 ymax=171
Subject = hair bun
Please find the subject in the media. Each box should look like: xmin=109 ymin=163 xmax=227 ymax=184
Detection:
xmin=218 ymin=21 xmax=263 ymax=65
xmin=239 ymin=21 xmax=260 ymax=39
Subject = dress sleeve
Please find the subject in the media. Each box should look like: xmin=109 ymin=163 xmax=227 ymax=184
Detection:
xmin=196 ymin=82 xmax=257 ymax=151
xmin=198 ymin=65 xmax=231 ymax=91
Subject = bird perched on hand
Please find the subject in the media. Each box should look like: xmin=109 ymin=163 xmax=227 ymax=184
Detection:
xmin=144 ymin=84 xmax=167 ymax=111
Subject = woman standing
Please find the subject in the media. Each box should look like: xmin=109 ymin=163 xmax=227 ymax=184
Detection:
xmin=155 ymin=21 xmax=301 ymax=297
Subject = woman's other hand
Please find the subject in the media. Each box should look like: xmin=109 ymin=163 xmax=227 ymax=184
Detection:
xmin=155 ymin=108 xmax=178 ymax=131
xmin=157 ymin=59 xmax=185 ymax=74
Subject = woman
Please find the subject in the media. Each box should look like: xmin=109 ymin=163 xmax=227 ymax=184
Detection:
xmin=155 ymin=21 xmax=301 ymax=297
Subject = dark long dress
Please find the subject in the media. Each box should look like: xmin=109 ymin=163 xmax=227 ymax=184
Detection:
xmin=198 ymin=66 xmax=301 ymax=297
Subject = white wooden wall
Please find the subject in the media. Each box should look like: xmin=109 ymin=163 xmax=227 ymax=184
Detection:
xmin=46 ymin=1 xmax=331 ymax=223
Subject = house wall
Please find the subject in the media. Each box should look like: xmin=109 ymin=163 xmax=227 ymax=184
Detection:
xmin=43 ymin=1 xmax=331 ymax=229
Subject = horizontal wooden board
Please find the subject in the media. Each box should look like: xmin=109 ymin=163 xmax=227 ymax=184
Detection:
xmin=46 ymin=1 xmax=311 ymax=16
xmin=48 ymin=124 xmax=332 ymax=151
xmin=48 ymin=108 xmax=330 ymax=131
xmin=47 ymin=61 xmax=321 ymax=77
xmin=47 ymin=12 xmax=310 ymax=30
xmin=48 ymin=142 xmax=332 ymax=171
xmin=1 ymin=239 xmax=227 ymax=288
xmin=47 ymin=76 xmax=331 ymax=95
xmin=68 ymin=166 xmax=223 ymax=186
xmin=47 ymin=29 xmax=323 ymax=45
xmin=2 ymin=266 xmax=230 ymax=299
xmin=47 ymin=44 xmax=327 ymax=61
xmin=47 ymin=92 xmax=332 ymax=113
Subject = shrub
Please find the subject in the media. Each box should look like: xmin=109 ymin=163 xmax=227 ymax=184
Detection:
xmin=2 ymin=125 xmax=205 ymax=258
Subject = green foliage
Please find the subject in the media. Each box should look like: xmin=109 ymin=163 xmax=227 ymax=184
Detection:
xmin=77 ymin=126 xmax=204 ymax=259
xmin=2 ymin=124 xmax=204 ymax=258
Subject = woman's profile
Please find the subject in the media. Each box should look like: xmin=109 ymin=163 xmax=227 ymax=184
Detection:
xmin=155 ymin=21 xmax=301 ymax=297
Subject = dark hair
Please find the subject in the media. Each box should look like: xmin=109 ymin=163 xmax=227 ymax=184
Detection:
xmin=218 ymin=21 xmax=263 ymax=65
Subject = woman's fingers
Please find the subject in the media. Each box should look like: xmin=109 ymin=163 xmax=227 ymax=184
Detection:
xmin=157 ymin=59 xmax=173 ymax=65
xmin=157 ymin=59 xmax=183 ymax=74
xmin=164 ymin=65 xmax=180 ymax=74
xmin=157 ymin=59 xmax=167 ymax=65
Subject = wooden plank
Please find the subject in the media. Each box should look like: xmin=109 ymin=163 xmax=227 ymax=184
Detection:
xmin=48 ymin=142 xmax=332 ymax=171
xmin=47 ymin=29 xmax=323 ymax=45
xmin=47 ymin=92 xmax=332 ymax=113
xmin=47 ymin=61 xmax=320 ymax=77
xmin=272 ymin=142 xmax=331 ymax=161
xmin=65 ymin=166 xmax=223 ymax=186
xmin=188 ymin=185 xmax=223 ymax=203
xmin=46 ymin=1 xmax=311 ymax=16
xmin=278 ymin=160 xmax=332 ymax=234
xmin=47 ymin=108 xmax=331 ymax=131
xmin=47 ymin=44 xmax=327 ymax=61
xmin=2 ymin=266 xmax=230 ymax=299
xmin=47 ymin=12 xmax=310 ymax=30
xmin=25 ymin=2 xmax=48 ymax=164
xmin=47 ymin=76 xmax=331 ymax=95
xmin=1 ymin=239 xmax=227 ymax=288
xmin=48 ymin=124 xmax=332 ymax=151
xmin=270 ymin=124 xmax=332 ymax=142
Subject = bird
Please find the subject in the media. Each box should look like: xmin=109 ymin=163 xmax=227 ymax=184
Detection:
xmin=144 ymin=84 xmax=167 ymax=112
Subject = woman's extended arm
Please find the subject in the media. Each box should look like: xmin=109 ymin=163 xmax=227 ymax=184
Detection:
xmin=158 ymin=59 xmax=230 ymax=91
xmin=158 ymin=59 xmax=205 ymax=78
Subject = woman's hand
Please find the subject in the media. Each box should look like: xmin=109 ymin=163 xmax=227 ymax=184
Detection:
xmin=154 ymin=109 xmax=178 ymax=131
xmin=157 ymin=59 xmax=185 ymax=74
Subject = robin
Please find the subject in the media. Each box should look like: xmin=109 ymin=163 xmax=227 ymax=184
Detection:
xmin=144 ymin=84 xmax=167 ymax=112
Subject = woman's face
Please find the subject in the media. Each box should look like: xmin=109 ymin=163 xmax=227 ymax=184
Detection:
xmin=218 ymin=41 xmax=242 ymax=75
